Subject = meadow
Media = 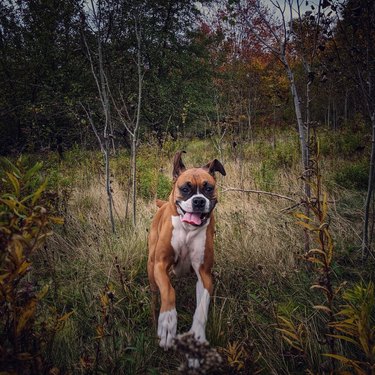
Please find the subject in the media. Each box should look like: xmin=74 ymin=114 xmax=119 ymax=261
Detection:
xmin=1 ymin=128 xmax=374 ymax=374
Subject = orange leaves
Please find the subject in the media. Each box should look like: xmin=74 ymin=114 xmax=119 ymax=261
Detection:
xmin=0 ymin=158 xmax=64 ymax=372
xmin=16 ymin=297 xmax=38 ymax=336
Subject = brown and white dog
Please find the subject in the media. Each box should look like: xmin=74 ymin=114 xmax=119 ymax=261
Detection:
xmin=147 ymin=151 xmax=226 ymax=350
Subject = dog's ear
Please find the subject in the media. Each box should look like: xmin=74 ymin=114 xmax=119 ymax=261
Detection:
xmin=173 ymin=151 xmax=186 ymax=180
xmin=202 ymin=159 xmax=226 ymax=177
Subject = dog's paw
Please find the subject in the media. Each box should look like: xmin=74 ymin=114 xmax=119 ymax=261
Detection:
xmin=189 ymin=288 xmax=210 ymax=343
xmin=188 ymin=324 xmax=207 ymax=343
xmin=158 ymin=308 xmax=177 ymax=350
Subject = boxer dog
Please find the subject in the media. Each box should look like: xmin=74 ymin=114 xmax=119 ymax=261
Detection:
xmin=147 ymin=151 xmax=226 ymax=350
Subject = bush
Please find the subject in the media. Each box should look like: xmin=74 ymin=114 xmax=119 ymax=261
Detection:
xmin=319 ymin=128 xmax=367 ymax=158
xmin=0 ymin=158 xmax=65 ymax=373
xmin=333 ymin=162 xmax=368 ymax=190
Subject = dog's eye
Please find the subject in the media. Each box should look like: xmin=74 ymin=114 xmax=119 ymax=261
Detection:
xmin=180 ymin=186 xmax=190 ymax=194
xmin=205 ymin=186 xmax=213 ymax=193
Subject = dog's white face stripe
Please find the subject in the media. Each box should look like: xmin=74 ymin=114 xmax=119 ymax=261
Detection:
xmin=178 ymin=193 xmax=211 ymax=214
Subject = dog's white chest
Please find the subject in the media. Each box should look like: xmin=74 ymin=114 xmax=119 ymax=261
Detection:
xmin=171 ymin=216 xmax=209 ymax=276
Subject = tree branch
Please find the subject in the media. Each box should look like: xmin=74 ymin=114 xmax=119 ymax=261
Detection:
xmin=221 ymin=186 xmax=297 ymax=202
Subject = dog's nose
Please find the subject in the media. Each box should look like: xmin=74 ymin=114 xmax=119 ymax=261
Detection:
xmin=192 ymin=197 xmax=206 ymax=210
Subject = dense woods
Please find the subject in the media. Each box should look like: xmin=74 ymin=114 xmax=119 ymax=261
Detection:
xmin=1 ymin=0 xmax=375 ymax=374
xmin=1 ymin=0 xmax=373 ymax=152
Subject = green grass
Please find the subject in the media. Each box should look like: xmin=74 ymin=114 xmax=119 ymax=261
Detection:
xmin=6 ymin=127 xmax=374 ymax=374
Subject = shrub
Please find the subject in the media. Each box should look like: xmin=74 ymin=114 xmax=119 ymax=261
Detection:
xmin=0 ymin=158 xmax=65 ymax=373
xmin=326 ymin=282 xmax=375 ymax=374
xmin=333 ymin=162 xmax=368 ymax=190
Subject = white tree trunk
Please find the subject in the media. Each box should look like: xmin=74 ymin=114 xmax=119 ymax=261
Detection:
xmin=362 ymin=111 xmax=375 ymax=258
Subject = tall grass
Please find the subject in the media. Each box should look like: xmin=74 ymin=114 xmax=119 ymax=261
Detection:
xmin=20 ymin=131 xmax=373 ymax=374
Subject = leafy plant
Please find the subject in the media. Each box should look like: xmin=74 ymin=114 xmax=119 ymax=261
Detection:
xmin=325 ymin=282 xmax=375 ymax=374
xmin=277 ymin=132 xmax=338 ymax=372
xmin=0 ymin=158 xmax=64 ymax=373
xmin=296 ymin=135 xmax=336 ymax=351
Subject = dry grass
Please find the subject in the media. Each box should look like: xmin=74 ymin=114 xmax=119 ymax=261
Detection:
xmin=33 ymin=136 xmax=369 ymax=374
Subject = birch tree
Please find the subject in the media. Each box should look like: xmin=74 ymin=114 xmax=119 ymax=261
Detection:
xmin=330 ymin=0 xmax=375 ymax=258
xmin=224 ymin=0 xmax=327 ymax=251
xmin=81 ymin=0 xmax=115 ymax=233
xmin=111 ymin=18 xmax=143 ymax=227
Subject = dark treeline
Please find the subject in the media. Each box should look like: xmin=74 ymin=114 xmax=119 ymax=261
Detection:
xmin=0 ymin=0 xmax=374 ymax=155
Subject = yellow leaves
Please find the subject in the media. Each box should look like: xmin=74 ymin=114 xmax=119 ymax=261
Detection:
xmin=0 ymin=197 xmax=26 ymax=214
xmin=0 ymin=158 xmax=66 ymax=371
xmin=15 ymin=284 xmax=49 ymax=336
xmin=326 ymin=334 xmax=359 ymax=346
xmin=325 ymin=282 xmax=375 ymax=374
xmin=54 ymin=310 xmax=74 ymax=332
xmin=276 ymin=315 xmax=306 ymax=353
xmin=100 ymin=291 xmax=110 ymax=308
xmin=31 ymin=179 xmax=48 ymax=205
xmin=95 ymin=325 xmax=105 ymax=339
xmin=14 ymin=240 xmax=24 ymax=264
xmin=321 ymin=192 xmax=328 ymax=222
xmin=296 ymin=221 xmax=317 ymax=231
xmin=17 ymin=260 xmax=31 ymax=277
xmin=310 ymin=284 xmax=330 ymax=294
xmin=37 ymin=284 xmax=49 ymax=300
xmin=50 ymin=216 xmax=64 ymax=225
xmin=294 ymin=212 xmax=312 ymax=221
xmin=313 ymin=305 xmax=332 ymax=313
xmin=16 ymin=297 xmax=38 ymax=335
xmin=58 ymin=310 xmax=74 ymax=323
xmin=323 ymin=354 xmax=368 ymax=375
xmin=222 ymin=341 xmax=247 ymax=371
xmin=6 ymin=172 xmax=20 ymax=197
xmin=305 ymin=257 xmax=325 ymax=266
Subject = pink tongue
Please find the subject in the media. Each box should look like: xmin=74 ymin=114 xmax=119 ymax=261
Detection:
xmin=181 ymin=212 xmax=202 ymax=226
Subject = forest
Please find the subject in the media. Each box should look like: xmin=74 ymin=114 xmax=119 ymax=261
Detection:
xmin=0 ymin=0 xmax=374 ymax=374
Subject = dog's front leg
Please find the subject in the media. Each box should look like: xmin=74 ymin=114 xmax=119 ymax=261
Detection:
xmin=154 ymin=261 xmax=177 ymax=349
xmin=190 ymin=264 xmax=213 ymax=343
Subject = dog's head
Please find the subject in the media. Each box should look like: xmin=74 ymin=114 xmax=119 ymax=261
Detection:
xmin=171 ymin=151 xmax=226 ymax=226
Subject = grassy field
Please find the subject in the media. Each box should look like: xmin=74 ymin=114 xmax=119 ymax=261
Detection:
xmin=2 ymin=128 xmax=374 ymax=374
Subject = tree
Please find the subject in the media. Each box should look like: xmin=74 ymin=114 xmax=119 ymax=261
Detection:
xmin=81 ymin=0 xmax=116 ymax=233
xmin=331 ymin=0 xmax=375 ymax=257
xmin=110 ymin=14 xmax=143 ymax=227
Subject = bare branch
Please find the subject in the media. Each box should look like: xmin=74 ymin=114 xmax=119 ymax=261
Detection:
xmin=80 ymin=102 xmax=104 ymax=153
xmin=221 ymin=186 xmax=297 ymax=202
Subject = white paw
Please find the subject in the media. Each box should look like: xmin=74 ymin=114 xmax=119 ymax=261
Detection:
xmin=158 ymin=308 xmax=177 ymax=350
xmin=189 ymin=288 xmax=210 ymax=343
xmin=189 ymin=324 xmax=207 ymax=343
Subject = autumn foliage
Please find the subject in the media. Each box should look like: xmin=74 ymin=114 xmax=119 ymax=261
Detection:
xmin=0 ymin=158 xmax=66 ymax=373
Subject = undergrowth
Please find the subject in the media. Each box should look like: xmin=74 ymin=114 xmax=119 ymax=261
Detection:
xmin=1 ymin=127 xmax=373 ymax=374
